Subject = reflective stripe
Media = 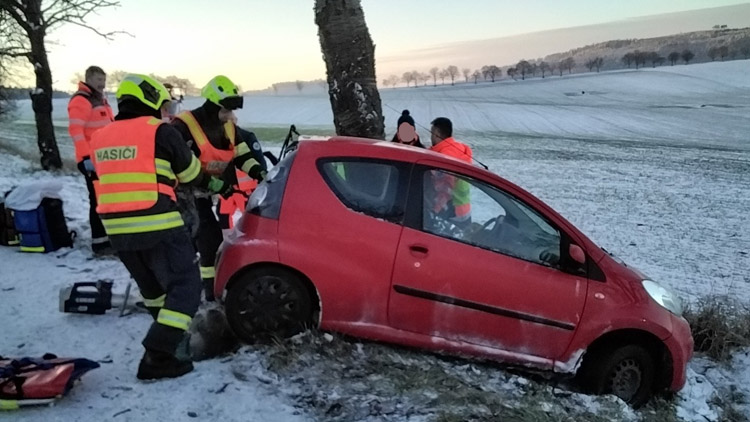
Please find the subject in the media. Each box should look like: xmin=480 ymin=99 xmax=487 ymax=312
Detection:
xmin=234 ymin=142 xmax=250 ymax=156
xmin=8 ymin=240 xmax=19 ymax=246
xmin=98 ymin=172 xmax=156 ymax=185
xmin=91 ymin=236 xmax=109 ymax=245
xmin=72 ymin=134 xmax=86 ymax=141
xmin=211 ymin=80 xmax=231 ymax=100
xmin=85 ymin=120 xmax=111 ymax=129
xmin=155 ymin=159 xmax=176 ymax=180
xmin=0 ymin=399 xmax=19 ymax=410
xmin=102 ymin=211 xmax=184 ymax=235
xmin=200 ymin=266 xmax=215 ymax=279
xmin=176 ymin=112 xmax=209 ymax=147
xmin=99 ymin=191 xmax=159 ymax=205
xmin=69 ymin=118 xmax=87 ymax=125
xmin=177 ymin=156 xmax=201 ymax=182
xmin=157 ymin=308 xmax=192 ymax=331
xmin=143 ymin=294 xmax=166 ymax=308
xmin=241 ymin=159 xmax=260 ymax=175
xmin=225 ymin=122 xmax=236 ymax=145
xmin=20 ymin=246 xmax=45 ymax=253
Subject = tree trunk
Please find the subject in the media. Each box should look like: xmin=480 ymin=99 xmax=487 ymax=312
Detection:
xmin=27 ymin=3 xmax=62 ymax=170
xmin=315 ymin=0 xmax=384 ymax=139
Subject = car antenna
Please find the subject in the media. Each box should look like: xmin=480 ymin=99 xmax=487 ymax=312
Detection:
xmin=382 ymin=102 xmax=489 ymax=170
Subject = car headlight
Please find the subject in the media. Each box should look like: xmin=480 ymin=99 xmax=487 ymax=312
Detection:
xmin=642 ymin=279 xmax=683 ymax=316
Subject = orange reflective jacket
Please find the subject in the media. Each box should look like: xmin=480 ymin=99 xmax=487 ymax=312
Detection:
xmin=67 ymin=82 xmax=114 ymax=162
xmin=174 ymin=111 xmax=235 ymax=175
xmin=90 ymin=117 xmax=176 ymax=214
xmin=430 ymin=137 xmax=473 ymax=219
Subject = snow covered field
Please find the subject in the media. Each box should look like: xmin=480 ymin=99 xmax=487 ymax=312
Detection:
xmin=1 ymin=60 xmax=749 ymax=420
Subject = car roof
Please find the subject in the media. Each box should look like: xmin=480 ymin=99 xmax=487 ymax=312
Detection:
xmin=297 ymin=135 xmax=478 ymax=168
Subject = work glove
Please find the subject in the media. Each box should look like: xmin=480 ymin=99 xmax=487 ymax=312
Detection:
xmin=82 ymin=158 xmax=95 ymax=173
xmin=208 ymin=177 xmax=233 ymax=198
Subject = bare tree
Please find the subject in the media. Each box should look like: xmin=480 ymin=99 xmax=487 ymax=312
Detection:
xmin=622 ymin=52 xmax=635 ymax=68
xmin=593 ymin=57 xmax=604 ymax=72
xmin=382 ymin=74 xmax=399 ymax=88
xmin=668 ymin=52 xmax=680 ymax=66
xmin=401 ymin=71 xmax=413 ymax=88
xmin=462 ymin=68 xmax=470 ymax=83
xmin=295 ymin=80 xmax=304 ymax=92
xmin=516 ymin=60 xmax=531 ymax=80
xmin=718 ymin=45 xmax=729 ymax=61
xmin=315 ymin=0 xmax=384 ymax=139
xmin=471 ymin=70 xmax=480 ymax=84
xmin=539 ymin=61 xmax=550 ymax=78
xmin=507 ymin=67 xmax=517 ymax=80
xmin=429 ymin=67 xmax=439 ymax=87
xmin=481 ymin=65 xmax=501 ymax=82
xmin=0 ymin=0 xmax=122 ymax=170
xmin=563 ymin=57 xmax=576 ymax=74
xmin=446 ymin=65 xmax=458 ymax=86
xmin=708 ymin=47 xmax=718 ymax=61
xmin=418 ymin=72 xmax=430 ymax=87
xmin=438 ymin=69 xmax=448 ymax=85
xmin=557 ymin=60 xmax=565 ymax=76
xmin=681 ymin=49 xmax=695 ymax=64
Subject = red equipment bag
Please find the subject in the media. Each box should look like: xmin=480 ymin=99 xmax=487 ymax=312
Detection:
xmin=0 ymin=354 xmax=99 ymax=410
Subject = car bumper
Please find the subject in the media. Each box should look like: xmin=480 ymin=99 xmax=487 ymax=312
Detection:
xmin=665 ymin=314 xmax=693 ymax=391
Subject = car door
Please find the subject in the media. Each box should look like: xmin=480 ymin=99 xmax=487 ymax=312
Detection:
xmin=279 ymin=156 xmax=411 ymax=327
xmin=388 ymin=163 xmax=587 ymax=360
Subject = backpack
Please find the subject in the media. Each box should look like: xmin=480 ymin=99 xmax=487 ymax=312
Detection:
xmin=13 ymin=198 xmax=75 ymax=253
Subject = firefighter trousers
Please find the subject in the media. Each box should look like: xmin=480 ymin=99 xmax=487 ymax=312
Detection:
xmin=117 ymin=231 xmax=202 ymax=356
xmin=195 ymin=196 xmax=223 ymax=300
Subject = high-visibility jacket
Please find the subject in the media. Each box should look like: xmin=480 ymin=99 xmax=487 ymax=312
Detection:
xmin=90 ymin=117 xmax=193 ymax=236
xmin=218 ymin=172 xmax=257 ymax=229
xmin=174 ymin=111 xmax=237 ymax=175
xmin=67 ymin=82 xmax=114 ymax=162
xmin=430 ymin=137 xmax=473 ymax=219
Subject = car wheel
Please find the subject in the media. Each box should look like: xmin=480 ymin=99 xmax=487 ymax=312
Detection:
xmin=225 ymin=267 xmax=313 ymax=343
xmin=578 ymin=344 xmax=656 ymax=408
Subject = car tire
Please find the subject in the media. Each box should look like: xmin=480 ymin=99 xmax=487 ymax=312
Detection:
xmin=578 ymin=344 xmax=656 ymax=408
xmin=225 ymin=267 xmax=313 ymax=343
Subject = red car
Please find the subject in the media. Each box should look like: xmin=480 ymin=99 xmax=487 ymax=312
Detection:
xmin=214 ymin=137 xmax=692 ymax=407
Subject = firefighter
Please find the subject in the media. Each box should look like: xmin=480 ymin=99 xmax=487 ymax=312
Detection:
xmin=171 ymin=75 xmax=265 ymax=301
xmin=67 ymin=66 xmax=114 ymax=254
xmin=90 ymin=74 xmax=232 ymax=380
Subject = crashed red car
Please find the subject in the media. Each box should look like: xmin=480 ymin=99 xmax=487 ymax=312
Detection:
xmin=214 ymin=137 xmax=693 ymax=406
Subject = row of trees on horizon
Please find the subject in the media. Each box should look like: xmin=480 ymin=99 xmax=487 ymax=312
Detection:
xmin=382 ymin=35 xmax=750 ymax=88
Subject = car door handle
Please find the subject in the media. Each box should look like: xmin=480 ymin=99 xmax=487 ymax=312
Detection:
xmin=409 ymin=244 xmax=429 ymax=257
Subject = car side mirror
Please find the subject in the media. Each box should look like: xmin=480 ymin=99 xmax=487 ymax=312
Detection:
xmin=569 ymin=244 xmax=586 ymax=265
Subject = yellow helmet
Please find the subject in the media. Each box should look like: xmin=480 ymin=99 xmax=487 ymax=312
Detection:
xmin=116 ymin=74 xmax=171 ymax=111
xmin=201 ymin=75 xmax=243 ymax=110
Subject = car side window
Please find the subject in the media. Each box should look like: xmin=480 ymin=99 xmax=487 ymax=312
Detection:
xmin=422 ymin=169 xmax=562 ymax=268
xmin=319 ymin=159 xmax=407 ymax=223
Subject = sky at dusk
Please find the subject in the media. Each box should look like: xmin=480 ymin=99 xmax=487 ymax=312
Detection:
xmin=8 ymin=0 xmax=750 ymax=91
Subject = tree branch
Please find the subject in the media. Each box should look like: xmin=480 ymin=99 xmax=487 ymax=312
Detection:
xmin=61 ymin=19 xmax=130 ymax=39
xmin=0 ymin=3 xmax=33 ymax=34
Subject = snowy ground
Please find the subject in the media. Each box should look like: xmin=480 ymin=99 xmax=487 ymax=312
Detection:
xmin=1 ymin=60 xmax=749 ymax=421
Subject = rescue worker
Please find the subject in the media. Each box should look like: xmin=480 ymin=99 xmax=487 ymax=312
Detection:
xmin=428 ymin=117 xmax=473 ymax=225
xmin=171 ymin=75 xmax=265 ymax=301
xmin=216 ymin=126 xmax=268 ymax=230
xmin=90 ymin=74 xmax=232 ymax=380
xmin=67 ymin=66 xmax=114 ymax=254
